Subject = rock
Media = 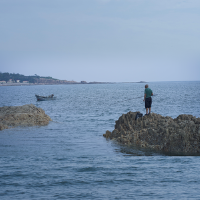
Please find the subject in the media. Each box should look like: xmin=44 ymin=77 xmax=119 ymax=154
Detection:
xmin=0 ymin=123 xmax=8 ymax=130
xmin=0 ymin=104 xmax=52 ymax=131
xmin=103 ymin=130 xmax=112 ymax=138
xmin=103 ymin=111 xmax=200 ymax=155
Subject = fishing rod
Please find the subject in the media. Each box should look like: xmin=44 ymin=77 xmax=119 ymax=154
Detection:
xmin=123 ymin=94 xmax=158 ymax=102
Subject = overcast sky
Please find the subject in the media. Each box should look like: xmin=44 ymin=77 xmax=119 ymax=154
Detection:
xmin=0 ymin=0 xmax=200 ymax=82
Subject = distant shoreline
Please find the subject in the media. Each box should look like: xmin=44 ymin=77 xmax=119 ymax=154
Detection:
xmin=0 ymin=81 xmax=147 ymax=86
xmin=0 ymin=82 xmax=114 ymax=86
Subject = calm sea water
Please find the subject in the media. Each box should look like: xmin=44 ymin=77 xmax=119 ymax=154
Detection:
xmin=0 ymin=82 xmax=200 ymax=199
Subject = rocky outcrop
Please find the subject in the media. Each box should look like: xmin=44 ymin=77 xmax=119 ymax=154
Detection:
xmin=103 ymin=112 xmax=200 ymax=155
xmin=0 ymin=104 xmax=52 ymax=131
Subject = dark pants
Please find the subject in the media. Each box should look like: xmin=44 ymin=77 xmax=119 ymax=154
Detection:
xmin=145 ymin=97 xmax=152 ymax=108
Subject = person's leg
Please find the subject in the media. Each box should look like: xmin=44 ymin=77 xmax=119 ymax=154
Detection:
xmin=145 ymin=98 xmax=151 ymax=115
xmin=145 ymin=98 xmax=148 ymax=114
xmin=149 ymin=97 xmax=152 ymax=114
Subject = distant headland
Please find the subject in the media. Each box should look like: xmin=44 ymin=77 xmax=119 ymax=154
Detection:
xmin=0 ymin=72 xmax=111 ymax=86
xmin=0 ymin=72 xmax=147 ymax=86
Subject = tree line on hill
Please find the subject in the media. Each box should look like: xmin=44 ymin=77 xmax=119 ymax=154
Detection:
xmin=0 ymin=72 xmax=57 ymax=83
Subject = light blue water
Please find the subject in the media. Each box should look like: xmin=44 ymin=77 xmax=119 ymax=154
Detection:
xmin=0 ymin=82 xmax=200 ymax=199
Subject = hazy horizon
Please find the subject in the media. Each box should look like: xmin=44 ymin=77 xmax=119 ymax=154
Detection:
xmin=0 ymin=0 xmax=200 ymax=82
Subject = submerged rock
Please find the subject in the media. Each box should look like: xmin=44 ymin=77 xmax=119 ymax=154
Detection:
xmin=103 ymin=112 xmax=200 ymax=155
xmin=0 ymin=104 xmax=52 ymax=131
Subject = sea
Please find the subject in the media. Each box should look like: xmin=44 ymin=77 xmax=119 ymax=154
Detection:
xmin=0 ymin=81 xmax=200 ymax=200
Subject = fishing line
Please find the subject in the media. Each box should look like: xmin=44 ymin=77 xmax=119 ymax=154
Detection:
xmin=121 ymin=94 xmax=158 ymax=102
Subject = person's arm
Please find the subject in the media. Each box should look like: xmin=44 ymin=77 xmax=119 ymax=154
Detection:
xmin=143 ymin=93 xmax=146 ymax=101
xmin=151 ymin=92 xmax=153 ymax=96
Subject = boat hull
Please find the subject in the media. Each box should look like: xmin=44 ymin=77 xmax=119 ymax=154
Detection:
xmin=35 ymin=95 xmax=56 ymax=101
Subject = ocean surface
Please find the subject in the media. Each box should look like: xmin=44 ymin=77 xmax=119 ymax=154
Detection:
xmin=0 ymin=81 xmax=200 ymax=199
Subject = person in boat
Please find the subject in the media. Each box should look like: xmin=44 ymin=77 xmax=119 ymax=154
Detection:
xmin=48 ymin=94 xmax=54 ymax=98
xmin=143 ymin=84 xmax=153 ymax=115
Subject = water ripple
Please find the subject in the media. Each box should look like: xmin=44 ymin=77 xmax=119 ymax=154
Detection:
xmin=0 ymin=82 xmax=200 ymax=199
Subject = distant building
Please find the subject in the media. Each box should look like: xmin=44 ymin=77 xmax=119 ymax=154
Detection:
xmin=16 ymin=80 xmax=20 ymax=83
xmin=0 ymin=81 xmax=6 ymax=84
xmin=81 ymin=81 xmax=87 ymax=84
xmin=23 ymin=81 xmax=29 ymax=83
xmin=7 ymin=79 xmax=13 ymax=83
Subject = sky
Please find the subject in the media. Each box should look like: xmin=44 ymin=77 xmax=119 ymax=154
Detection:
xmin=0 ymin=0 xmax=200 ymax=82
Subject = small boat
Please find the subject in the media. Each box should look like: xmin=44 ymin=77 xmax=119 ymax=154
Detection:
xmin=35 ymin=94 xmax=56 ymax=101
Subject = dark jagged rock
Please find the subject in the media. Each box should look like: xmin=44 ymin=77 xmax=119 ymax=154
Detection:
xmin=103 ymin=112 xmax=200 ymax=154
xmin=0 ymin=104 xmax=52 ymax=131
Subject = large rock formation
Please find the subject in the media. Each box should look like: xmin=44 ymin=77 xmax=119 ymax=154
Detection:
xmin=0 ymin=104 xmax=52 ymax=131
xmin=103 ymin=112 xmax=200 ymax=155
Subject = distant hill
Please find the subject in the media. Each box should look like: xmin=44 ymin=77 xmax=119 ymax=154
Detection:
xmin=0 ymin=72 xmax=77 ymax=84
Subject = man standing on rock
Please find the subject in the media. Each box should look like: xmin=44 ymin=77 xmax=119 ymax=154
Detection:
xmin=143 ymin=84 xmax=153 ymax=115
